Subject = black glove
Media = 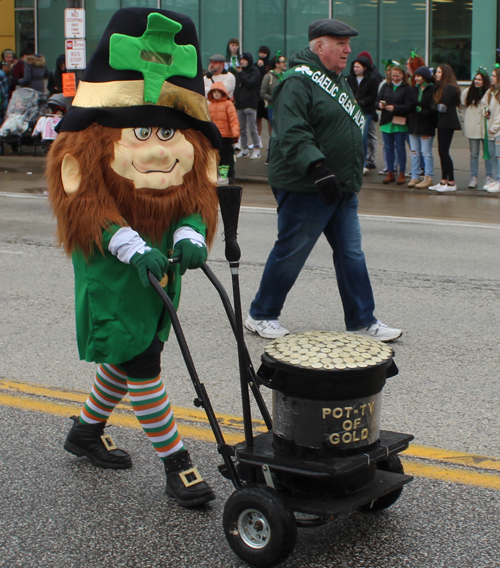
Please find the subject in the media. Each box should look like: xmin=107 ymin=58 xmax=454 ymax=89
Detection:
xmin=309 ymin=162 xmax=346 ymax=205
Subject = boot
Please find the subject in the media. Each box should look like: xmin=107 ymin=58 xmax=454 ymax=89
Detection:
xmin=396 ymin=172 xmax=406 ymax=185
xmin=164 ymin=449 xmax=215 ymax=508
xmin=415 ymin=176 xmax=433 ymax=189
xmin=407 ymin=178 xmax=420 ymax=188
xmin=383 ymin=172 xmax=395 ymax=184
xmin=64 ymin=415 xmax=132 ymax=469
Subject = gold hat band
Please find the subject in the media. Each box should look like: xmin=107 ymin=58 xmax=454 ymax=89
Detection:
xmin=72 ymin=80 xmax=211 ymax=122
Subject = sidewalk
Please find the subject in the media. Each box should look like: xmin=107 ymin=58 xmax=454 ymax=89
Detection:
xmin=0 ymin=129 xmax=497 ymax=199
xmin=235 ymin=127 xmax=498 ymax=198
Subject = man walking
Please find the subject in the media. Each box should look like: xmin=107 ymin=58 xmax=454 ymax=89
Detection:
xmin=245 ymin=19 xmax=402 ymax=342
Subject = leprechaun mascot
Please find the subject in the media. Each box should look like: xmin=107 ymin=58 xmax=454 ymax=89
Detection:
xmin=47 ymin=8 xmax=221 ymax=508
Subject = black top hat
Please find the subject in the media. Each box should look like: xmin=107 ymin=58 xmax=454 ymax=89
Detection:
xmin=57 ymin=8 xmax=220 ymax=148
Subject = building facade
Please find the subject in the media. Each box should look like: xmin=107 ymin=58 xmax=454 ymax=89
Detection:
xmin=1 ymin=0 xmax=498 ymax=82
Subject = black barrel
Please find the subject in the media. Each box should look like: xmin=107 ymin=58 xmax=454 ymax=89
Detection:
xmin=257 ymin=331 xmax=398 ymax=459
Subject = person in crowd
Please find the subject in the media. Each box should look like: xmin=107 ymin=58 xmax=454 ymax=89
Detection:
xmin=347 ymin=54 xmax=381 ymax=174
xmin=245 ymin=19 xmax=402 ymax=342
xmin=204 ymin=53 xmax=236 ymax=97
xmin=47 ymin=54 xmax=66 ymax=96
xmin=2 ymin=49 xmax=23 ymax=98
xmin=356 ymin=50 xmax=382 ymax=170
xmin=234 ymin=52 xmax=262 ymax=159
xmin=461 ymin=68 xmax=493 ymax=189
xmin=481 ymin=66 xmax=500 ymax=193
xmin=255 ymin=45 xmax=271 ymax=145
xmin=226 ymin=38 xmax=241 ymax=73
xmin=0 ymin=68 xmax=8 ymax=123
xmin=2 ymin=49 xmax=16 ymax=94
xmin=260 ymin=52 xmax=287 ymax=163
xmin=406 ymin=50 xmax=427 ymax=175
xmin=429 ymin=64 xmax=462 ymax=192
xmin=407 ymin=66 xmax=436 ymax=189
xmin=406 ymin=51 xmax=426 ymax=87
xmin=378 ymin=60 xmax=393 ymax=176
xmin=18 ymin=51 xmax=49 ymax=93
xmin=207 ymin=81 xmax=240 ymax=184
xmin=376 ymin=62 xmax=413 ymax=185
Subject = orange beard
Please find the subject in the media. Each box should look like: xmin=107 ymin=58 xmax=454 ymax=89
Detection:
xmin=46 ymin=125 xmax=219 ymax=257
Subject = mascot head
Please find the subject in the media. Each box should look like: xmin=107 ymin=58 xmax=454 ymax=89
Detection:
xmin=47 ymin=8 xmax=220 ymax=256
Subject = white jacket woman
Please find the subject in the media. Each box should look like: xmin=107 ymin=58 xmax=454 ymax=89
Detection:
xmin=461 ymin=70 xmax=492 ymax=188
xmin=481 ymin=67 xmax=500 ymax=191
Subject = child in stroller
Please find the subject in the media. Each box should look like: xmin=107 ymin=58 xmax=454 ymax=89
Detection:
xmin=32 ymin=93 xmax=67 ymax=155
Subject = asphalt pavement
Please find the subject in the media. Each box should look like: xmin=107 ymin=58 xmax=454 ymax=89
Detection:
xmin=1 ymin=142 xmax=500 ymax=567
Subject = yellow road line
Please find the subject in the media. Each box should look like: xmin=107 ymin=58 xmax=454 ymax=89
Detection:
xmin=1 ymin=380 xmax=500 ymax=490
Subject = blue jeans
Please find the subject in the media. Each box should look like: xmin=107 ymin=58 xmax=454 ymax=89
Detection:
xmin=409 ymin=134 xmax=434 ymax=178
xmin=249 ymin=189 xmax=376 ymax=331
xmin=488 ymin=137 xmax=500 ymax=181
xmin=362 ymin=114 xmax=373 ymax=166
xmin=471 ymin=139 xmax=493 ymax=178
xmin=382 ymin=131 xmax=407 ymax=173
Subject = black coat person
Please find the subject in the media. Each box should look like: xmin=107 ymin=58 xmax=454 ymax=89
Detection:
xmin=347 ymin=55 xmax=380 ymax=117
xmin=347 ymin=55 xmax=381 ymax=167
xmin=234 ymin=51 xmax=263 ymax=157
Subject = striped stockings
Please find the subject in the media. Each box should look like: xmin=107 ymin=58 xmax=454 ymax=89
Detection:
xmin=80 ymin=364 xmax=184 ymax=461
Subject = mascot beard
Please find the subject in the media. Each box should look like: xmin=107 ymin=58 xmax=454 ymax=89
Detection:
xmin=46 ymin=124 xmax=219 ymax=257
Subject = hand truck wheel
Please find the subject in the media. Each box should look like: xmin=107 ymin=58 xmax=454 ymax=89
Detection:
xmin=223 ymin=485 xmax=297 ymax=567
xmin=361 ymin=453 xmax=405 ymax=512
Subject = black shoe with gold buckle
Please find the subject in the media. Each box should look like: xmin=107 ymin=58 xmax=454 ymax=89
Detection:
xmin=64 ymin=415 xmax=132 ymax=469
xmin=164 ymin=449 xmax=215 ymax=508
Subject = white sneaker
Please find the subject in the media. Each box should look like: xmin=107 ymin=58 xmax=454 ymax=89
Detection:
xmin=483 ymin=178 xmax=496 ymax=190
xmin=468 ymin=176 xmax=477 ymax=189
xmin=217 ymin=176 xmax=229 ymax=185
xmin=244 ymin=315 xmax=289 ymax=339
xmin=236 ymin=149 xmax=249 ymax=158
xmin=378 ymin=168 xmax=388 ymax=176
xmin=486 ymin=181 xmax=500 ymax=193
xmin=429 ymin=182 xmax=448 ymax=191
xmin=436 ymin=183 xmax=457 ymax=192
xmin=363 ymin=167 xmax=369 ymax=176
xmin=249 ymin=148 xmax=261 ymax=160
xmin=348 ymin=320 xmax=402 ymax=342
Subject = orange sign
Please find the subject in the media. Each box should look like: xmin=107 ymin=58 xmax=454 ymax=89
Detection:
xmin=62 ymin=73 xmax=77 ymax=98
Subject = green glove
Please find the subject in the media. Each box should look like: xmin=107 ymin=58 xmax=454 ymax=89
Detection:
xmin=173 ymin=238 xmax=207 ymax=275
xmin=130 ymin=248 xmax=170 ymax=287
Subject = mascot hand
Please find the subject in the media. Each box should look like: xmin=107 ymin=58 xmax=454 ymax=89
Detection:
xmin=173 ymin=239 xmax=208 ymax=275
xmin=130 ymin=249 xmax=170 ymax=287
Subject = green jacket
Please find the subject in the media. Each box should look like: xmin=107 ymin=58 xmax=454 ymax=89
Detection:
xmin=72 ymin=214 xmax=206 ymax=365
xmin=268 ymin=48 xmax=364 ymax=194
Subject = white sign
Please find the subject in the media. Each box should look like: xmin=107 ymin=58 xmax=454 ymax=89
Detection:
xmin=65 ymin=39 xmax=86 ymax=70
xmin=65 ymin=8 xmax=85 ymax=39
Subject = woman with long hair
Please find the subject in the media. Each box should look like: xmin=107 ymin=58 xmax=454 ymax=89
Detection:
xmin=376 ymin=63 xmax=413 ymax=185
xmin=481 ymin=66 xmax=500 ymax=192
xmin=407 ymin=66 xmax=436 ymax=189
xmin=461 ymin=68 xmax=492 ymax=189
xmin=429 ymin=64 xmax=462 ymax=191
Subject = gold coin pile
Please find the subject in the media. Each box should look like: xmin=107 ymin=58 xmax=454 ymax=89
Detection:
xmin=264 ymin=331 xmax=392 ymax=370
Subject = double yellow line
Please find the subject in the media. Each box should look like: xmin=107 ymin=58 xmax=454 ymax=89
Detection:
xmin=1 ymin=378 xmax=499 ymax=491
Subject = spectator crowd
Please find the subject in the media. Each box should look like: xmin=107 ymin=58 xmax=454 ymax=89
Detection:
xmin=1 ymin=39 xmax=500 ymax=194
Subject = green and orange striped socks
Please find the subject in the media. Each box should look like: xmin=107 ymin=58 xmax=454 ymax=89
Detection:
xmin=127 ymin=375 xmax=184 ymax=461
xmin=80 ymin=364 xmax=128 ymax=424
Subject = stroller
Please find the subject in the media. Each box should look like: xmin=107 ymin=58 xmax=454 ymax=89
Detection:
xmin=31 ymin=93 xmax=68 ymax=156
xmin=0 ymin=88 xmax=47 ymax=156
